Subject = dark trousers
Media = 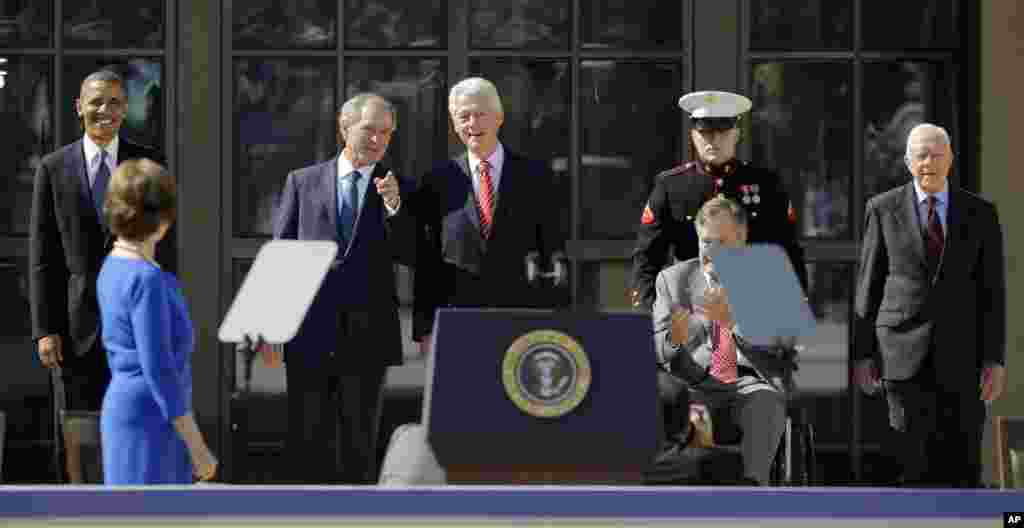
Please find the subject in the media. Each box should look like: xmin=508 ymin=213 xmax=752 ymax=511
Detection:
xmin=883 ymin=353 xmax=985 ymax=488
xmin=285 ymin=363 xmax=386 ymax=484
xmin=52 ymin=340 xmax=110 ymax=483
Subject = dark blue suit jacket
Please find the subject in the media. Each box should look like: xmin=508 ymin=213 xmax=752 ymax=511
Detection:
xmin=274 ymin=156 xmax=408 ymax=372
xmin=390 ymin=149 xmax=566 ymax=340
xmin=29 ymin=137 xmax=164 ymax=358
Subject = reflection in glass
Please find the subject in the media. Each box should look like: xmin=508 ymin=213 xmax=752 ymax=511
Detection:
xmin=750 ymin=0 xmax=851 ymax=50
xmin=0 ymin=0 xmax=50 ymax=46
xmin=345 ymin=58 xmax=446 ymax=186
xmin=63 ymin=0 xmax=163 ymax=48
xmin=580 ymin=0 xmax=682 ymax=50
xmin=0 ymin=258 xmax=50 ymax=402
xmin=470 ymin=0 xmax=568 ymax=49
xmin=234 ymin=59 xmax=336 ymax=237
xmin=346 ymin=0 xmax=444 ymax=48
xmin=862 ymin=0 xmax=960 ymax=49
xmin=751 ymin=62 xmax=852 ymax=239
xmin=0 ymin=57 xmax=51 ymax=236
xmin=470 ymin=59 xmax=570 ymax=247
xmin=233 ymin=0 xmax=336 ymax=49
xmin=62 ymin=59 xmax=163 ymax=149
xmin=579 ymin=61 xmax=682 ymax=240
xmin=863 ymin=62 xmax=955 ymax=201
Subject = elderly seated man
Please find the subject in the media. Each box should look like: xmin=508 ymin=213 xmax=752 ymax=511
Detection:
xmin=652 ymin=196 xmax=794 ymax=485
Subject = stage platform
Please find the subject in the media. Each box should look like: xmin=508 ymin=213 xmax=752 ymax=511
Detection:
xmin=0 ymin=485 xmax=1021 ymax=526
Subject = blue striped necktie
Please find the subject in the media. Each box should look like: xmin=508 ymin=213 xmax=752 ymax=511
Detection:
xmin=93 ymin=150 xmax=111 ymax=219
xmin=338 ymin=170 xmax=361 ymax=243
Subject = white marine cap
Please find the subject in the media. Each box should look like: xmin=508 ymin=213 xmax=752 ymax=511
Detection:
xmin=678 ymin=90 xmax=753 ymax=129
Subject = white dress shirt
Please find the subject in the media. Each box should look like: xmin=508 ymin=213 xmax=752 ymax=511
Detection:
xmin=83 ymin=134 xmax=119 ymax=188
xmin=467 ymin=142 xmax=505 ymax=200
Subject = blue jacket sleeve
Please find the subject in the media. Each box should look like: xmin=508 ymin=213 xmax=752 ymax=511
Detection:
xmin=130 ymin=270 xmax=187 ymax=422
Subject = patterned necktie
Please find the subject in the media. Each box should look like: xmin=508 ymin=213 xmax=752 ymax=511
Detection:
xmin=338 ymin=170 xmax=360 ymax=244
xmin=925 ymin=196 xmax=944 ymax=266
xmin=709 ymin=322 xmax=738 ymax=383
xmin=477 ymin=160 xmax=495 ymax=239
xmin=92 ymin=150 xmax=111 ymax=219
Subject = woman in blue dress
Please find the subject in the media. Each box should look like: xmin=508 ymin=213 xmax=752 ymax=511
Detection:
xmin=97 ymin=159 xmax=217 ymax=484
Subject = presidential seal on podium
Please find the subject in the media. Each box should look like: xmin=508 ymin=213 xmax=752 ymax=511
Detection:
xmin=502 ymin=330 xmax=592 ymax=418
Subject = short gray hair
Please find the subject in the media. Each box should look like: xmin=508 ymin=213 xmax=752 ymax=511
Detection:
xmin=905 ymin=123 xmax=952 ymax=160
xmin=337 ymin=93 xmax=396 ymax=143
xmin=449 ymin=77 xmax=503 ymax=114
xmin=694 ymin=196 xmax=748 ymax=231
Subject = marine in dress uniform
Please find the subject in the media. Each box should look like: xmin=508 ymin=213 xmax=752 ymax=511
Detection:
xmin=632 ymin=91 xmax=807 ymax=311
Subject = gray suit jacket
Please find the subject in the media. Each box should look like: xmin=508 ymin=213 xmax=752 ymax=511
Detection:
xmin=854 ymin=183 xmax=1004 ymax=387
xmin=652 ymin=258 xmax=796 ymax=389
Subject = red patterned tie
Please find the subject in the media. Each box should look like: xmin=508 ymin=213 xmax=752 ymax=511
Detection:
xmin=477 ymin=160 xmax=495 ymax=239
xmin=925 ymin=196 xmax=944 ymax=265
xmin=709 ymin=322 xmax=738 ymax=383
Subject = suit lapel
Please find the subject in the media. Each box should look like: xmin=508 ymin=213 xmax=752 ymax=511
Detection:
xmin=350 ymin=164 xmax=385 ymax=243
xmin=456 ymin=155 xmax=482 ymax=232
xmin=936 ymin=188 xmax=963 ymax=279
xmin=321 ymin=157 xmax=340 ymax=237
xmin=66 ymin=140 xmax=99 ymax=224
xmin=897 ymin=183 xmax=928 ymax=268
xmin=490 ymin=150 xmax=516 ymax=239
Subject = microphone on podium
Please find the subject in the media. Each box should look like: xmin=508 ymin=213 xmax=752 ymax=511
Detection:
xmin=525 ymin=251 xmax=569 ymax=287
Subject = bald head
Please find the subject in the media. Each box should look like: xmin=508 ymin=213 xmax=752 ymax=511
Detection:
xmin=905 ymin=123 xmax=954 ymax=195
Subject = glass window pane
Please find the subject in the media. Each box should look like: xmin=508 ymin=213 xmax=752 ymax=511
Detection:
xmin=233 ymin=0 xmax=336 ymax=50
xmin=577 ymin=261 xmax=632 ymax=311
xmin=580 ymin=0 xmax=682 ymax=50
xmin=63 ymin=0 xmax=163 ymax=48
xmin=346 ymin=0 xmax=444 ymax=48
xmin=751 ymin=62 xmax=852 ymax=240
xmin=344 ymin=58 xmax=446 ymax=187
xmin=579 ymin=61 xmax=682 ymax=240
xmin=0 ymin=0 xmax=51 ymax=47
xmin=749 ymin=0 xmax=852 ymax=50
xmin=234 ymin=59 xmax=337 ymax=237
xmin=0 ymin=56 xmax=52 ymax=236
xmin=798 ymin=262 xmax=851 ymax=395
xmin=62 ymin=58 xmax=163 ymax=151
xmin=469 ymin=59 xmax=571 ymax=249
xmin=862 ymin=0 xmax=961 ymax=50
xmin=470 ymin=0 xmax=569 ymax=49
xmin=863 ymin=62 xmax=957 ymax=202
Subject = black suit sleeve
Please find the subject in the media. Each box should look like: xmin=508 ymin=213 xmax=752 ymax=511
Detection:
xmin=977 ymin=202 xmax=1006 ymax=366
xmin=408 ymin=171 xmax=444 ymax=341
xmin=632 ymin=177 xmax=674 ymax=311
xmin=29 ymin=160 xmax=69 ymax=343
xmin=853 ymin=199 xmax=886 ymax=363
xmin=384 ymin=176 xmax=419 ymax=267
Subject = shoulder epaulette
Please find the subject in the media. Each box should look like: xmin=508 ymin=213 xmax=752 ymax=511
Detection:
xmin=656 ymin=162 xmax=694 ymax=180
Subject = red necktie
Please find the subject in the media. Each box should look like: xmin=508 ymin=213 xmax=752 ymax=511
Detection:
xmin=925 ymin=196 xmax=944 ymax=265
xmin=477 ymin=160 xmax=495 ymax=239
xmin=709 ymin=322 xmax=738 ymax=383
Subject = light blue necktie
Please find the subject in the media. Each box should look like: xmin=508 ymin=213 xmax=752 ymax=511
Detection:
xmin=92 ymin=150 xmax=111 ymax=220
xmin=338 ymin=170 xmax=360 ymax=243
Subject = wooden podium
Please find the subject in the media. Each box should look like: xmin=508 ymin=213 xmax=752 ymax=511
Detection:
xmin=423 ymin=309 xmax=660 ymax=485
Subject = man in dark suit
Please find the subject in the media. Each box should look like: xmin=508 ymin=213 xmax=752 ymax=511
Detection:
xmin=854 ymin=123 xmax=1006 ymax=488
xmin=273 ymin=93 xmax=408 ymax=484
xmin=391 ymin=77 xmax=567 ymax=354
xmin=30 ymin=69 xmax=164 ymax=483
